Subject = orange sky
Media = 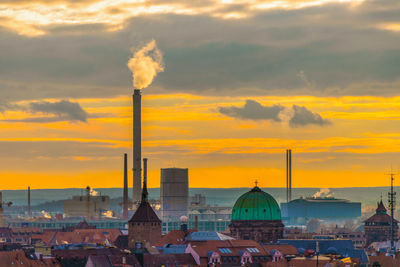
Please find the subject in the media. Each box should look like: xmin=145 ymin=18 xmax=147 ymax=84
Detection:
xmin=0 ymin=0 xmax=400 ymax=189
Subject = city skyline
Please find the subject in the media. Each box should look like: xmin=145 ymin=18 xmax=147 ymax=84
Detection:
xmin=1 ymin=0 xmax=400 ymax=189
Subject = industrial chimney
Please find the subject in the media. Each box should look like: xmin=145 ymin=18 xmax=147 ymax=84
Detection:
xmin=86 ymin=186 xmax=91 ymax=220
xmin=133 ymin=89 xmax=142 ymax=204
xmin=28 ymin=186 xmax=31 ymax=217
xmin=286 ymin=149 xmax=292 ymax=202
xmin=123 ymin=153 xmax=129 ymax=219
xmin=0 ymin=192 xmax=3 ymax=227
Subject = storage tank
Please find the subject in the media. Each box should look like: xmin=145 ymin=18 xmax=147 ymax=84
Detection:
xmin=160 ymin=168 xmax=189 ymax=221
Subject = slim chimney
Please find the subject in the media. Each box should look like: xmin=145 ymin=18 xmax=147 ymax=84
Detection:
xmin=28 ymin=186 xmax=31 ymax=217
xmin=86 ymin=186 xmax=91 ymax=220
xmin=286 ymin=149 xmax=292 ymax=202
xmin=290 ymin=149 xmax=292 ymax=201
xmin=133 ymin=89 xmax=142 ymax=204
xmin=286 ymin=149 xmax=289 ymax=203
xmin=123 ymin=153 xmax=129 ymax=219
xmin=0 ymin=192 xmax=3 ymax=227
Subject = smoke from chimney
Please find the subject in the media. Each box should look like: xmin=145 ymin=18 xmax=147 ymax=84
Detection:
xmin=313 ymin=188 xmax=333 ymax=198
xmin=127 ymin=40 xmax=164 ymax=90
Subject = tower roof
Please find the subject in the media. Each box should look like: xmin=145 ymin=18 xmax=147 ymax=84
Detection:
xmin=376 ymin=200 xmax=387 ymax=214
xmin=129 ymin=201 xmax=161 ymax=223
xmin=231 ymin=186 xmax=281 ymax=221
xmin=128 ymin=162 xmax=161 ymax=223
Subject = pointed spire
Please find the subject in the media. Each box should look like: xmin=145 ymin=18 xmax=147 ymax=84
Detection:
xmin=141 ymin=158 xmax=148 ymax=202
xmin=376 ymin=200 xmax=387 ymax=214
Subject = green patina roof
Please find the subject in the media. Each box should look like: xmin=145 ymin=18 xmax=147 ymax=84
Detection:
xmin=231 ymin=186 xmax=281 ymax=221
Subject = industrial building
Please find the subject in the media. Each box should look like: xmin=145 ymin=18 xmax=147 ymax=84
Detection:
xmin=160 ymin=168 xmax=189 ymax=221
xmin=281 ymin=197 xmax=361 ymax=225
xmin=63 ymin=189 xmax=110 ymax=219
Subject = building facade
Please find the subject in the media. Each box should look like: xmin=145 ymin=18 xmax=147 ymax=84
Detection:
xmin=229 ymin=185 xmax=284 ymax=243
xmin=160 ymin=168 xmax=189 ymax=222
xmin=364 ymin=200 xmax=398 ymax=246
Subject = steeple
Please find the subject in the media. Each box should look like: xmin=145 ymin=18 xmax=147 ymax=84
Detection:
xmin=141 ymin=158 xmax=148 ymax=202
xmin=376 ymin=200 xmax=387 ymax=214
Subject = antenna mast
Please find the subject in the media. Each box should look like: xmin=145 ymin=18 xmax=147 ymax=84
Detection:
xmin=386 ymin=171 xmax=397 ymax=254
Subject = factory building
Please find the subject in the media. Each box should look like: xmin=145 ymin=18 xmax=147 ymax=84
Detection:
xmin=160 ymin=168 xmax=189 ymax=222
xmin=281 ymin=197 xmax=361 ymax=225
xmin=64 ymin=194 xmax=110 ymax=219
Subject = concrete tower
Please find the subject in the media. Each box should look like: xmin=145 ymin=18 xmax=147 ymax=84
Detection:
xmin=160 ymin=168 xmax=189 ymax=222
xmin=123 ymin=153 xmax=129 ymax=219
xmin=133 ymin=89 xmax=142 ymax=204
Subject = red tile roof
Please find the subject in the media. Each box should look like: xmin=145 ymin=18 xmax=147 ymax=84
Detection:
xmin=263 ymin=244 xmax=298 ymax=256
xmin=33 ymin=229 xmax=122 ymax=245
xmin=0 ymin=250 xmax=61 ymax=267
xmin=189 ymin=240 xmax=266 ymax=258
xmin=143 ymin=253 xmax=196 ymax=266
xmin=154 ymin=229 xmax=196 ymax=247
xmin=364 ymin=213 xmax=398 ymax=223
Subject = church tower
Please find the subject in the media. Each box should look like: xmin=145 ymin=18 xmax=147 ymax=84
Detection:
xmin=128 ymin=158 xmax=162 ymax=249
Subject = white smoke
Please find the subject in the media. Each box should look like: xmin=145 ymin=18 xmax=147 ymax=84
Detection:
xmin=127 ymin=40 xmax=164 ymax=89
xmin=313 ymin=188 xmax=334 ymax=198
xmin=102 ymin=210 xmax=114 ymax=218
xmin=41 ymin=210 xmax=51 ymax=219
xmin=90 ymin=188 xmax=99 ymax=196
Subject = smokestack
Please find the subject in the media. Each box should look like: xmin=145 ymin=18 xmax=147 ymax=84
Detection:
xmin=123 ymin=153 xmax=129 ymax=219
xmin=133 ymin=89 xmax=142 ymax=204
xmin=28 ymin=186 xmax=31 ymax=217
xmin=0 ymin=192 xmax=3 ymax=227
xmin=286 ymin=149 xmax=292 ymax=202
xmin=86 ymin=186 xmax=91 ymax=220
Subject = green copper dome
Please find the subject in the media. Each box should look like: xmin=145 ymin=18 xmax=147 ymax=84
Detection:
xmin=231 ymin=186 xmax=281 ymax=221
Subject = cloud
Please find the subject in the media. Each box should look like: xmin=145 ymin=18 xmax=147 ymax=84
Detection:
xmin=0 ymin=0 xmax=399 ymax=100
xmin=1 ymin=100 xmax=89 ymax=123
xmin=28 ymin=100 xmax=88 ymax=122
xmin=218 ymin=100 xmax=330 ymax=127
xmin=289 ymin=105 xmax=331 ymax=127
xmin=218 ymin=100 xmax=284 ymax=121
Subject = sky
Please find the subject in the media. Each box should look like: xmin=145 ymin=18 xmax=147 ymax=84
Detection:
xmin=0 ymin=0 xmax=400 ymax=189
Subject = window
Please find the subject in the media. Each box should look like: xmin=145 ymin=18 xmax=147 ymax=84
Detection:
xmin=218 ymin=248 xmax=232 ymax=253
xmin=247 ymin=248 xmax=260 ymax=253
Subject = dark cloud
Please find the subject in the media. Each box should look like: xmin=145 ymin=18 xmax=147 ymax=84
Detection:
xmin=219 ymin=100 xmax=284 ymax=121
xmin=289 ymin=105 xmax=331 ymax=127
xmin=1 ymin=100 xmax=88 ymax=123
xmin=29 ymin=100 xmax=88 ymax=122
xmin=0 ymin=0 xmax=400 ymax=100
xmin=219 ymin=100 xmax=330 ymax=127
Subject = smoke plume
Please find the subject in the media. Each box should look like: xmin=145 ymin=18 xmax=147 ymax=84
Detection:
xmin=312 ymin=188 xmax=334 ymax=198
xmin=90 ymin=188 xmax=99 ymax=196
xmin=127 ymin=40 xmax=164 ymax=89
xmin=41 ymin=210 xmax=51 ymax=219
